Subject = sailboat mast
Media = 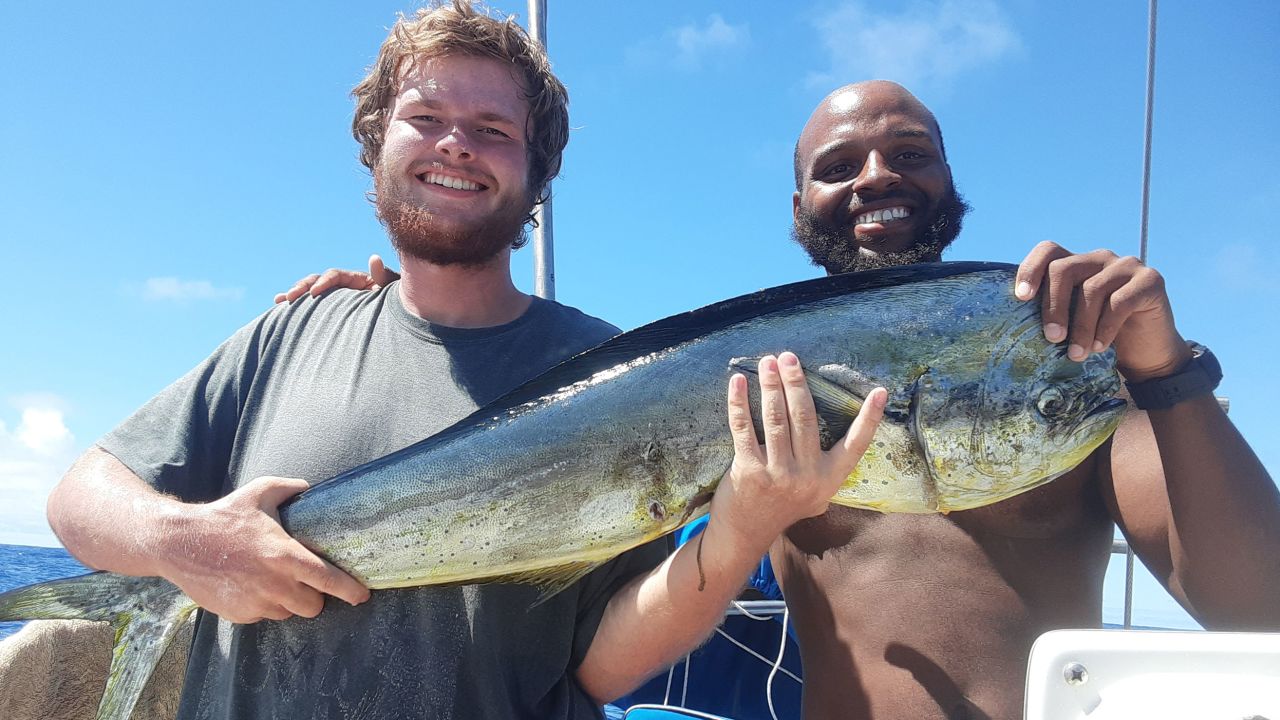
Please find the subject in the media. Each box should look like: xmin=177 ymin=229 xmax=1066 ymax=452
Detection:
xmin=527 ymin=0 xmax=556 ymax=300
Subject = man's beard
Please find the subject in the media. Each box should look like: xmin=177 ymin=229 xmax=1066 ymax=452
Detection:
xmin=791 ymin=186 xmax=971 ymax=275
xmin=374 ymin=165 xmax=530 ymax=268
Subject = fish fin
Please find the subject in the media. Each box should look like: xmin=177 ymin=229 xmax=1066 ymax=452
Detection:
xmin=483 ymin=561 xmax=605 ymax=606
xmin=0 ymin=572 xmax=197 ymax=720
xmin=730 ymin=356 xmax=867 ymax=450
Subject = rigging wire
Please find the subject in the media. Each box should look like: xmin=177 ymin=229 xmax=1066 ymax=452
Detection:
xmin=1138 ymin=0 xmax=1158 ymax=265
xmin=1125 ymin=0 xmax=1159 ymax=629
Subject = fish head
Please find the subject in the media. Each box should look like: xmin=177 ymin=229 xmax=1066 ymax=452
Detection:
xmin=914 ymin=316 xmax=1127 ymax=511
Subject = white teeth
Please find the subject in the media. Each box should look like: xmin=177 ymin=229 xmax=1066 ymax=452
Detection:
xmin=423 ymin=172 xmax=480 ymax=191
xmin=855 ymin=206 xmax=911 ymax=224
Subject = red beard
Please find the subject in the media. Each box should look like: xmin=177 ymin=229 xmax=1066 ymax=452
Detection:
xmin=374 ymin=165 xmax=530 ymax=268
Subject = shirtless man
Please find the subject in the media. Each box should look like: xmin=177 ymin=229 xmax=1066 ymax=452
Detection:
xmin=776 ymin=80 xmax=1280 ymax=719
xmin=287 ymin=80 xmax=1280 ymax=719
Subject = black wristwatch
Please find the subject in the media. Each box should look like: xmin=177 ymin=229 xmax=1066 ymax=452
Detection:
xmin=1124 ymin=342 xmax=1222 ymax=410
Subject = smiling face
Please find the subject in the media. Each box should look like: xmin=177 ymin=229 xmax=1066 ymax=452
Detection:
xmin=374 ymin=54 xmax=533 ymax=267
xmin=792 ymin=81 xmax=969 ymax=274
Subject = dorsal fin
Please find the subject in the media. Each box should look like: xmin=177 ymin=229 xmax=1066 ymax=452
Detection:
xmin=289 ymin=261 xmax=1013 ymax=503
xmin=468 ymin=260 xmax=1013 ymax=416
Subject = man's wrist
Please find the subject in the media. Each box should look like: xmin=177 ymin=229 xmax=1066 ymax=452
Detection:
xmin=1124 ymin=341 xmax=1222 ymax=410
xmin=698 ymin=517 xmax=776 ymax=578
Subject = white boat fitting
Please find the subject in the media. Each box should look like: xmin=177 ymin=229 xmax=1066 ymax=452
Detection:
xmin=1025 ymin=628 xmax=1280 ymax=720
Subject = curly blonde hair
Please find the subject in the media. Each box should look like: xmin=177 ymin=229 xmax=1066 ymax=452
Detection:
xmin=352 ymin=1 xmax=568 ymax=221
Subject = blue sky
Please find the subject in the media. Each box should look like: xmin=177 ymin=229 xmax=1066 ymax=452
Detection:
xmin=1 ymin=1 xmax=1276 ymax=630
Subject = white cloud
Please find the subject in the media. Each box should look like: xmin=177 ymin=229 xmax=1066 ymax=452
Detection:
xmin=0 ymin=400 xmax=77 ymax=547
xmin=138 ymin=277 xmax=245 ymax=302
xmin=673 ymin=14 xmax=749 ymax=67
xmin=15 ymin=408 xmax=73 ymax=456
xmin=807 ymin=0 xmax=1021 ymax=90
xmin=627 ymin=14 xmax=750 ymax=70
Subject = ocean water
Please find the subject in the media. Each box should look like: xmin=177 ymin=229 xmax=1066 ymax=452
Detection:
xmin=0 ymin=543 xmax=89 ymax=641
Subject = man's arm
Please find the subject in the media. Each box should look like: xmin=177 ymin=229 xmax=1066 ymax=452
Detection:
xmin=576 ymin=352 xmax=887 ymax=702
xmin=48 ymin=447 xmax=370 ymax=624
xmin=1016 ymin=242 xmax=1280 ymax=629
xmin=1103 ymin=395 xmax=1280 ymax=628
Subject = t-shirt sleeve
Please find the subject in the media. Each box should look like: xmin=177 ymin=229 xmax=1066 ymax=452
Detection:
xmin=567 ymin=536 xmax=670 ymax=670
xmin=97 ymin=309 xmax=282 ymax=503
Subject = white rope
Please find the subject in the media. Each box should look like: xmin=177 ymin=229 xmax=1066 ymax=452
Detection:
xmin=662 ymin=660 xmax=676 ymax=706
xmin=680 ymin=650 xmax=691 ymax=706
xmin=710 ymin=624 xmax=803 ymax=685
xmin=730 ymin=599 xmax=774 ymax=621
xmin=766 ymin=607 xmax=791 ymax=720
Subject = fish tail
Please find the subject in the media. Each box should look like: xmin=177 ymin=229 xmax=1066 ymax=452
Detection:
xmin=0 ymin=572 xmax=197 ymax=720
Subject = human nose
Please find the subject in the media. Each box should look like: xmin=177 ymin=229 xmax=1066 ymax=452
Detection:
xmin=435 ymin=125 xmax=471 ymax=159
xmin=851 ymin=150 xmax=900 ymax=194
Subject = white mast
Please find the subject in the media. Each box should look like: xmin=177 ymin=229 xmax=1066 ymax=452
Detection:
xmin=527 ymin=0 xmax=555 ymax=301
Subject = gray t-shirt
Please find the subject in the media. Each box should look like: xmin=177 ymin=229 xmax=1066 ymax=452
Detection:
xmin=99 ymin=284 xmax=666 ymax=720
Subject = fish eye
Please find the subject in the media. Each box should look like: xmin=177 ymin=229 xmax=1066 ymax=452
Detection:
xmin=1036 ymin=387 xmax=1067 ymax=417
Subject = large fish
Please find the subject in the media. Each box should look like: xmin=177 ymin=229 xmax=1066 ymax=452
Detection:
xmin=0 ymin=262 xmax=1127 ymax=720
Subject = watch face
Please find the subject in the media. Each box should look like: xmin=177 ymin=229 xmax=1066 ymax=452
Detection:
xmin=1188 ymin=343 xmax=1222 ymax=380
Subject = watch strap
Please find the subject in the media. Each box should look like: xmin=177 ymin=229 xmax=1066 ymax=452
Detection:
xmin=1124 ymin=342 xmax=1222 ymax=411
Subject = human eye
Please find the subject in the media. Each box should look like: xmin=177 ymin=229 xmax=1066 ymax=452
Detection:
xmin=819 ymin=162 xmax=855 ymax=180
xmin=478 ymin=126 xmax=511 ymax=138
xmin=895 ymin=149 xmax=932 ymax=164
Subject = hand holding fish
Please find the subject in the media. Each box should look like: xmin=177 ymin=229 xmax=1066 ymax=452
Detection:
xmin=1015 ymin=241 xmax=1192 ymax=381
xmin=711 ymin=352 xmax=887 ymax=551
xmin=159 ymin=475 xmax=370 ymax=624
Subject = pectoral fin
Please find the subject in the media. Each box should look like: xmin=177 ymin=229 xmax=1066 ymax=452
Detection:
xmin=729 ymin=356 xmax=867 ymax=450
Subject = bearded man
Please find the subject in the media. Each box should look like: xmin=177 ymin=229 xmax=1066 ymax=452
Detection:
xmin=41 ymin=5 xmax=887 ymax=719
xmin=775 ymin=80 xmax=1279 ymax=719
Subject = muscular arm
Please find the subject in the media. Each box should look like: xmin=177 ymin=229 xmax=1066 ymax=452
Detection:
xmin=1016 ymin=242 xmax=1280 ymax=630
xmin=1103 ymin=396 xmax=1280 ymax=629
xmin=48 ymin=447 xmax=370 ymax=624
xmin=576 ymin=353 xmax=887 ymax=702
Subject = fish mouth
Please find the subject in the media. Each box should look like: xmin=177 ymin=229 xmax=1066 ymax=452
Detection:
xmin=1065 ymin=396 xmax=1128 ymax=439
xmin=1085 ymin=396 xmax=1128 ymax=420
